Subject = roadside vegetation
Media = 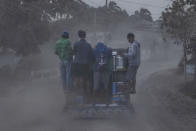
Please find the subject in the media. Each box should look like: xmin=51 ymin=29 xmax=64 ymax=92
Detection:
xmin=161 ymin=0 xmax=196 ymax=85
xmin=0 ymin=0 xmax=153 ymax=56
xmin=161 ymin=0 xmax=196 ymax=44
xmin=0 ymin=0 xmax=156 ymax=81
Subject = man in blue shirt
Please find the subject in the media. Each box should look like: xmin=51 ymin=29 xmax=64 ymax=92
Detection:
xmin=126 ymin=33 xmax=141 ymax=94
xmin=93 ymin=42 xmax=112 ymax=102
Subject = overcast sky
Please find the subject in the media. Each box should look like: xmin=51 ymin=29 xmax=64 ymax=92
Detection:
xmin=81 ymin=0 xmax=172 ymax=20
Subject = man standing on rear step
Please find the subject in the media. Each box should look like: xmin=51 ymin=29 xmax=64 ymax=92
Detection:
xmin=93 ymin=42 xmax=112 ymax=103
xmin=55 ymin=32 xmax=73 ymax=92
xmin=126 ymin=33 xmax=141 ymax=94
xmin=72 ymin=30 xmax=94 ymax=102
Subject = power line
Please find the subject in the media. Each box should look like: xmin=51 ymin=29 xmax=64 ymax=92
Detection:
xmin=87 ymin=0 xmax=163 ymax=16
xmin=85 ymin=0 xmax=168 ymax=9
xmin=86 ymin=0 xmax=166 ymax=9
xmin=117 ymin=0 xmax=166 ymax=9
xmin=86 ymin=0 xmax=101 ymax=7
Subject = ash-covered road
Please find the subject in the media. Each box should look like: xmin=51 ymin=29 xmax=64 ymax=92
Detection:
xmin=0 ymin=44 xmax=196 ymax=131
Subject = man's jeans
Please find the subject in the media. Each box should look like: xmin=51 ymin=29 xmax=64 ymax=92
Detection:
xmin=60 ymin=61 xmax=72 ymax=91
xmin=126 ymin=65 xmax=139 ymax=81
xmin=126 ymin=65 xmax=139 ymax=93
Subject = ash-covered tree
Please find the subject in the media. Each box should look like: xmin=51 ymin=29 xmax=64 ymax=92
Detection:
xmin=0 ymin=0 xmax=90 ymax=56
xmin=0 ymin=0 xmax=51 ymax=56
xmin=161 ymin=0 xmax=196 ymax=45
xmin=130 ymin=8 xmax=153 ymax=22
xmin=161 ymin=0 xmax=196 ymax=75
xmin=94 ymin=1 xmax=129 ymax=32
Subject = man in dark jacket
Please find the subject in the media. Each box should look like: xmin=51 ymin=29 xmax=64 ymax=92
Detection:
xmin=73 ymin=30 xmax=94 ymax=100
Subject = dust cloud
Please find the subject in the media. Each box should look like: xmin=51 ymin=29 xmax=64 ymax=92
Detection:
xmin=0 ymin=27 xmax=184 ymax=131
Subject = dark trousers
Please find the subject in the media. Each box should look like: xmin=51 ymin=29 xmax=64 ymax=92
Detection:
xmin=72 ymin=63 xmax=93 ymax=103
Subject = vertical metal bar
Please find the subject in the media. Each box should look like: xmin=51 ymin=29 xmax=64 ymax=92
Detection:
xmin=184 ymin=43 xmax=187 ymax=82
xmin=112 ymin=82 xmax=116 ymax=95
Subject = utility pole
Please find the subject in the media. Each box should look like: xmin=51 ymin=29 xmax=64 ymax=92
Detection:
xmin=106 ymin=0 xmax=108 ymax=8
xmin=104 ymin=0 xmax=109 ymax=44
xmin=94 ymin=9 xmax=97 ymax=43
xmin=103 ymin=0 xmax=109 ymax=44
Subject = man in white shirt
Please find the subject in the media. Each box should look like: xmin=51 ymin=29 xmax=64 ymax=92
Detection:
xmin=126 ymin=33 xmax=141 ymax=94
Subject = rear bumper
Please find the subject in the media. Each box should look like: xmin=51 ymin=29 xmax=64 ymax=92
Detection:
xmin=66 ymin=104 xmax=132 ymax=115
